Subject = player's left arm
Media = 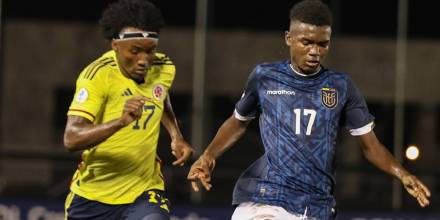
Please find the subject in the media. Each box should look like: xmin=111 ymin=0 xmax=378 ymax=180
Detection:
xmin=161 ymin=94 xmax=194 ymax=166
xmin=357 ymin=131 xmax=431 ymax=207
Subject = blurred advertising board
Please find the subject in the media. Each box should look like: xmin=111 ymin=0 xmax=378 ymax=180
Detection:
xmin=0 ymin=198 xmax=438 ymax=220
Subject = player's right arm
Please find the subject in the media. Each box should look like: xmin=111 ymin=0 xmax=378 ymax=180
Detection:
xmin=63 ymin=96 xmax=149 ymax=152
xmin=187 ymin=115 xmax=250 ymax=192
xmin=188 ymin=67 xmax=260 ymax=191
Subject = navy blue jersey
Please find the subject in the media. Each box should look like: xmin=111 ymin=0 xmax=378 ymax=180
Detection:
xmin=232 ymin=60 xmax=374 ymax=220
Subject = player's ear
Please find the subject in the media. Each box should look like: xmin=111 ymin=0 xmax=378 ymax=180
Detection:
xmin=285 ymin=31 xmax=292 ymax=46
xmin=111 ymin=40 xmax=118 ymax=51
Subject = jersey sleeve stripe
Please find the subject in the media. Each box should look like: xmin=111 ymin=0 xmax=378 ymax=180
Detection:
xmin=234 ymin=109 xmax=255 ymax=121
xmin=349 ymin=121 xmax=374 ymax=136
xmin=68 ymin=109 xmax=96 ymax=121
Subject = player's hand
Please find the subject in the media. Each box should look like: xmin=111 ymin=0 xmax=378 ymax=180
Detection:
xmin=120 ymin=96 xmax=151 ymax=126
xmin=170 ymin=138 xmax=194 ymax=166
xmin=187 ymin=154 xmax=216 ymax=192
xmin=401 ymin=174 xmax=431 ymax=207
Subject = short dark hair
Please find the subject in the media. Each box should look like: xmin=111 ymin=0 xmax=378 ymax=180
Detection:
xmin=99 ymin=0 xmax=165 ymax=40
xmin=289 ymin=0 xmax=332 ymax=26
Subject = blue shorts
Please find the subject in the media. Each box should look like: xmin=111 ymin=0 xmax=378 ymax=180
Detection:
xmin=65 ymin=190 xmax=170 ymax=220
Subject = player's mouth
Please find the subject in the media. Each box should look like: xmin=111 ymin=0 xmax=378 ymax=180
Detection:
xmin=305 ymin=60 xmax=320 ymax=68
xmin=134 ymin=68 xmax=148 ymax=75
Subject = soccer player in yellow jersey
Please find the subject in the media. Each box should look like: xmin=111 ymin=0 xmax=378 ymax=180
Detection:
xmin=63 ymin=0 xmax=194 ymax=219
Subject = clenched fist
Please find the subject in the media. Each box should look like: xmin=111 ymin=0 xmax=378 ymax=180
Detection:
xmin=120 ymin=96 xmax=152 ymax=126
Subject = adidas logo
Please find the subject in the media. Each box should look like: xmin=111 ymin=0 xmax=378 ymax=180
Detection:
xmin=121 ymin=88 xmax=133 ymax=96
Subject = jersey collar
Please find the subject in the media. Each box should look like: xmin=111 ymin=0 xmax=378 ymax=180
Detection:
xmin=288 ymin=62 xmax=324 ymax=80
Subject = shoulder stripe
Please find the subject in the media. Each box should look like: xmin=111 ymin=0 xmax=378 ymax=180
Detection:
xmin=97 ymin=57 xmax=113 ymax=63
xmin=83 ymin=57 xmax=112 ymax=79
xmin=152 ymin=62 xmax=174 ymax=66
xmin=152 ymin=57 xmax=173 ymax=65
xmin=88 ymin=60 xmax=115 ymax=80
xmin=87 ymin=58 xmax=115 ymax=79
xmin=154 ymin=55 xmax=172 ymax=63
xmin=83 ymin=57 xmax=113 ymax=79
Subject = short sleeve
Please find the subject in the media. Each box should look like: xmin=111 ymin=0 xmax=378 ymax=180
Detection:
xmin=67 ymin=68 xmax=107 ymax=122
xmin=234 ymin=67 xmax=260 ymax=121
xmin=159 ymin=64 xmax=175 ymax=89
xmin=342 ymin=76 xmax=375 ymax=136
xmin=152 ymin=53 xmax=176 ymax=90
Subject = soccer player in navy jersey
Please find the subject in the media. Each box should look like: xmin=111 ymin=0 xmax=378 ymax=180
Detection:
xmin=187 ymin=0 xmax=431 ymax=219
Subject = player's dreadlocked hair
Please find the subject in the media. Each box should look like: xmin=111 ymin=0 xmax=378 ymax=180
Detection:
xmin=99 ymin=0 xmax=165 ymax=40
xmin=289 ymin=0 xmax=332 ymax=26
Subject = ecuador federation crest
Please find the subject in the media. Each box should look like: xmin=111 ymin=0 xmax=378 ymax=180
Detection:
xmin=152 ymin=84 xmax=166 ymax=101
xmin=321 ymin=87 xmax=338 ymax=108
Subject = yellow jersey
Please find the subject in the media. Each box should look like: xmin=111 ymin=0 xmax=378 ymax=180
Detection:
xmin=67 ymin=50 xmax=175 ymax=204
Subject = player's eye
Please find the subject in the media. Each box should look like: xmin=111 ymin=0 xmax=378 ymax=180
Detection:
xmin=319 ymin=42 xmax=329 ymax=48
xmin=301 ymin=40 xmax=311 ymax=46
xmin=146 ymin=47 xmax=157 ymax=55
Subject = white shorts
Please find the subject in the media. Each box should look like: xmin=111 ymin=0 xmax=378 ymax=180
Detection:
xmin=231 ymin=202 xmax=315 ymax=220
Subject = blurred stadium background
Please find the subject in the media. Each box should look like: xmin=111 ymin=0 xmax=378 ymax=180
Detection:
xmin=0 ymin=0 xmax=439 ymax=219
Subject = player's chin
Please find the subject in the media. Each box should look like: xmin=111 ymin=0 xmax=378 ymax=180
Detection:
xmin=129 ymin=72 xmax=146 ymax=82
xmin=300 ymin=67 xmax=318 ymax=75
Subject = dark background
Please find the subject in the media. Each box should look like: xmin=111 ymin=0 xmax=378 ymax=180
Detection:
xmin=1 ymin=0 xmax=439 ymax=217
xmin=5 ymin=0 xmax=440 ymax=39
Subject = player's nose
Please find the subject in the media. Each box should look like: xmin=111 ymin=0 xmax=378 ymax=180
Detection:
xmin=309 ymin=45 xmax=320 ymax=56
xmin=137 ymin=54 xmax=151 ymax=68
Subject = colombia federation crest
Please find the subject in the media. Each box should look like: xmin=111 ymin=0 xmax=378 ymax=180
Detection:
xmin=152 ymin=84 xmax=166 ymax=101
xmin=321 ymin=87 xmax=338 ymax=108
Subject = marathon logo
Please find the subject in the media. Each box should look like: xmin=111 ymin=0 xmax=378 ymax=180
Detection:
xmin=266 ymin=90 xmax=296 ymax=95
